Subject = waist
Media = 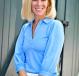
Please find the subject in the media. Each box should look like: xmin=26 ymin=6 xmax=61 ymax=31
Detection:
xmin=27 ymin=72 xmax=39 ymax=76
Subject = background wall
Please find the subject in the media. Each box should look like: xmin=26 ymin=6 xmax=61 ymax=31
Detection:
xmin=0 ymin=0 xmax=23 ymax=75
xmin=0 ymin=0 xmax=16 ymax=69
xmin=57 ymin=0 xmax=79 ymax=76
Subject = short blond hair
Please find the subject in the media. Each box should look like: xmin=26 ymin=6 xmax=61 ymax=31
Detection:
xmin=21 ymin=0 xmax=56 ymax=21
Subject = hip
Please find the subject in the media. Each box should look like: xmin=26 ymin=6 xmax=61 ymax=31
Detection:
xmin=27 ymin=72 xmax=39 ymax=76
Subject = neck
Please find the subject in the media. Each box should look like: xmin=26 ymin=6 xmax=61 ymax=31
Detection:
xmin=34 ymin=15 xmax=45 ymax=24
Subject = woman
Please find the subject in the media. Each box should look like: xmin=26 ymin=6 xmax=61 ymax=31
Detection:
xmin=14 ymin=0 xmax=64 ymax=76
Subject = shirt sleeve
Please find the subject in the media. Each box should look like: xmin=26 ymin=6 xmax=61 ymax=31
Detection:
xmin=14 ymin=25 xmax=26 ymax=73
xmin=39 ymin=20 xmax=64 ymax=76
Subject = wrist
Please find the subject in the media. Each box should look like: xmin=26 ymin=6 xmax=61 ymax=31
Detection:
xmin=18 ymin=70 xmax=27 ymax=76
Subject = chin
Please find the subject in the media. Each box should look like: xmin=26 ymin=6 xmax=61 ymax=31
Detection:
xmin=36 ymin=14 xmax=45 ymax=17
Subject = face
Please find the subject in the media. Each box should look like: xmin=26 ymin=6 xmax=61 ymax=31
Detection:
xmin=31 ymin=0 xmax=48 ymax=18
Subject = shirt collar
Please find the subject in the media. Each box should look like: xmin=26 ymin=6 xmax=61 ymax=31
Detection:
xmin=29 ymin=17 xmax=53 ymax=26
xmin=42 ymin=17 xmax=53 ymax=24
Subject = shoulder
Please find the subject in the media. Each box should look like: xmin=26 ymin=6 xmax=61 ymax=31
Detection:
xmin=53 ymin=19 xmax=63 ymax=27
xmin=21 ymin=21 xmax=31 ymax=31
xmin=45 ymin=18 xmax=63 ymax=29
xmin=50 ymin=19 xmax=63 ymax=28
xmin=47 ymin=19 xmax=64 ymax=36
xmin=22 ymin=22 xmax=30 ymax=29
xmin=49 ymin=19 xmax=64 ymax=31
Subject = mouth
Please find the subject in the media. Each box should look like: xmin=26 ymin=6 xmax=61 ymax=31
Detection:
xmin=35 ymin=8 xmax=43 ymax=11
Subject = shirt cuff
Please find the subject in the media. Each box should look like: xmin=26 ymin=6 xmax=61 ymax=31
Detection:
xmin=16 ymin=64 xmax=25 ymax=73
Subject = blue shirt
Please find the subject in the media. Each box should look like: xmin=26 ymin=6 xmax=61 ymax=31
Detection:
xmin=14 ymin=17 xmax=64 ymax=76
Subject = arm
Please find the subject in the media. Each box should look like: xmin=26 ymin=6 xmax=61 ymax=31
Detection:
xmin=14 ymin=25 xmax=27 ymax=76
xmin=39 ymin=20 xmax=64 ymax=76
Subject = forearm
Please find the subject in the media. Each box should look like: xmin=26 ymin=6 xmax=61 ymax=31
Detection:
xmin=18 ymin=70 xmax=27 ymax=76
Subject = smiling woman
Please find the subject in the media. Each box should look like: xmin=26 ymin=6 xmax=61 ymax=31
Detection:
xmin=14 ymin=0 xmax=64 ymax=76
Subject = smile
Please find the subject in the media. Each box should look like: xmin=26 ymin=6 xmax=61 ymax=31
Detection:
xmin=35 ymin=8 xmax=43 ymax=11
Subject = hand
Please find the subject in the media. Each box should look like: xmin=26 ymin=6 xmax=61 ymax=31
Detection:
xmin=18 ymin=70 xmax=27 ymax=76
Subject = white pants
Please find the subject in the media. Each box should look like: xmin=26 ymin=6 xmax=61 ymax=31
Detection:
xmin=27 ymin=72 xmax=39 ymax=76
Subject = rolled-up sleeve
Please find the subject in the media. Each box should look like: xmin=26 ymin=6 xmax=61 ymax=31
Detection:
xmin=14 ymin=25 xmax=26 ymax=73
xmin=39 ymin=20 xmax=64 ymax=76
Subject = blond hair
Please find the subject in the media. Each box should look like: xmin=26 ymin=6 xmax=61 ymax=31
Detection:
xmin=21 ymin=0 xmax=56 ymax=21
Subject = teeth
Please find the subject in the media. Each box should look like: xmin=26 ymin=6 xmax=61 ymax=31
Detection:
xmin=35 ymin=8 xmax=43 ymax=10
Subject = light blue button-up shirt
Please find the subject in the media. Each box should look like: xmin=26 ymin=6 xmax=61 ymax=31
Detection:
xmin=14 ymin=17 xmax=64 ymax=76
